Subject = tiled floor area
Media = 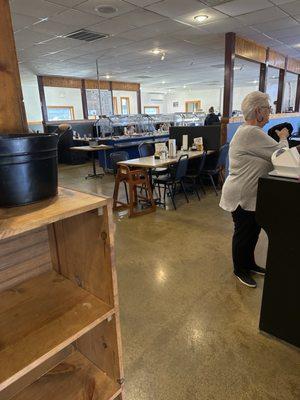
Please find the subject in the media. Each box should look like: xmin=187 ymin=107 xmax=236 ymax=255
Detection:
xmin=59 ymin=163 xmax=300 ymax=400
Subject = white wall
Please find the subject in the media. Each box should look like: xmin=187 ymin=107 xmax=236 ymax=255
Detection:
xmin=21 ymin=79 xmax=42 ymax=122
xmin=112 ymin=90 xmax=138 ymax=114
xmin=141 ymin=88 xmax=222 ymax=114
xmin=141 ymin=91 xmax=167 ymax=113
xmin=44 ymin=86 xmax=84 ymax=119
xmin=232 ymin=85 xmax=259 ymax=111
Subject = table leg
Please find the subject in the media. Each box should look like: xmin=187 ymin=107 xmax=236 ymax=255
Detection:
xmin=85 ymin=152 xmax=104 ymax=179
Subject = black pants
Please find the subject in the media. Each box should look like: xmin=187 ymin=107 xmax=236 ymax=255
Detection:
xmin=231 ymin=206 xmax=261 ymax=274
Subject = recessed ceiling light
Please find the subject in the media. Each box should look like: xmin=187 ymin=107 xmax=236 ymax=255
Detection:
xmin=105 ymin=74 xmax=111 ymax=79
xmin=95 ymin=5 xmax=118 ymax=14
xmin=162 ymin=81 xmax=166 ymax=84
xmin=183 ymin=85 xmax=187 ymax=89
xmin=151 ymin=48 xmax=162 ymax=55
xmin=194 ymin=15 xmax=208 ymax=23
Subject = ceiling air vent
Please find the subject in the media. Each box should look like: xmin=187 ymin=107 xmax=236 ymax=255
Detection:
xmin=64 ymin=29 xmax=108 ymax=42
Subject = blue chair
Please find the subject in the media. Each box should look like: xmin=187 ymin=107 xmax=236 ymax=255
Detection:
xmin=200 ymin=144 xmax=229 ymax=196
xmin=153 ymin=155 xmax=189 ymax=210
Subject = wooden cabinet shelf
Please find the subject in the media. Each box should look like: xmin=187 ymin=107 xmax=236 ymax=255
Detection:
xmin=0 ymin=270 xmax=114 ymax=392
xmin=12 ymin=351 xmax=121 ymax=400
xmin=0 ymin=188 xmax=124 ymax=400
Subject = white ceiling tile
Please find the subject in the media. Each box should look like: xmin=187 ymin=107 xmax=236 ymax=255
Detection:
xmin=195 ymin=17 xmax=244 ymax=33
xmin=30 ymin=20 xmax=78 ymax=35
xmin=91 ymin=19 xmax=135 ymax=35
xmin=235 ymin=7 xmax=289 ymax=25
xmin=278 ymin=33 xmax=300 ymax=45
xmin=14 ymin=28 xmax=54 ymax=49
xmin=120 ymin=19 xmax=187 ymax=41
xmin=75 ymin=0 xmax=137 ymax=17
xmin=12 ymin=13 xmax=41 ymax=31
xmin=125 ymin=0 xmax=165 ymax=5
xmin=270 ymin=0 xmax=295 ymax=3
xmin=10 ymin=0 xmax=67 ymax=18
xmin=51 ymin=9 xmax=105 ymax=26
xmin=46 ymin=0 xmax=85 ymax=5
xmin=110 ymin=9 xmax=167 ymax=28
xmin=251 ymin=17 xmax=298 ymax=32
xmin=279 ymin=1 xmax=300 ymax=14
xmin=146 ymin=0 xmax=208 ymax=18
xmin=214 ymin=0 xmax=273 ymax=16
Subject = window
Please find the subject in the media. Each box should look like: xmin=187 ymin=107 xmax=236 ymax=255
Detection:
xmin=144 ymin=106 xmax=160 ymax=114
xmin=185 ymin=101 xmax=201 ymax=112
xmin=113 ymin=97 xmax=118 ymax=114
xmin=47 ymin=106 xmax=75 ymax=121
xmin=120 ymin=97 xmax=130 ymax=115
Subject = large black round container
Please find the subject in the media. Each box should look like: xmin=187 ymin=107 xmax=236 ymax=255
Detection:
xmin=0 ymin=134 xmax=58 ymax=207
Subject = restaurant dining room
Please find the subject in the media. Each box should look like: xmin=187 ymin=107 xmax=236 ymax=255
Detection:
xmin=0 ymin=0 xmax=300 ymax=399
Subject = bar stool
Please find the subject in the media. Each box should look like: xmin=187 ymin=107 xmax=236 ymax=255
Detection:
xmin=113 ymin=165 xmax=156 ymax=217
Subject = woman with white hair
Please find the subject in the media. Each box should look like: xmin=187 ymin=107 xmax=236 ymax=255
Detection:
xmin=220 ymin=91 xmax=289 ymax=288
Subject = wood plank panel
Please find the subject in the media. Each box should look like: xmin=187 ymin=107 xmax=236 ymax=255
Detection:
xmin=42 ymin=76 xmax=82 ymax=88
xmin=85 ymin=79 xmax=110 ymax=90
xmin=12 ymin=351 xmax=121 ymax=400
xmin=235 ymin=36 xmax=266 ymax=64
xmin=0 ymin=0 xmax=28 ymax=133
xmin=0 ymin=227 xmax=51 ymax=292
xmin=76 ymin=316 xmax=123 ymax=385
xmin=286 ymin=57 xmax=300 ymax=74
xmin=0 ymin=270 xmax=114 ymax=391
xmin=50 ymin=207 xmax=115 ymax=307
xmin=111 ymin=81 xmax=140 ymax=91
xmin=1 ymin=346 xmax=74 ymax=400
xmin=268 ymin=49 xmax=286 ymax=69
xmin=0 ymin=187 xmax=108 ymax=240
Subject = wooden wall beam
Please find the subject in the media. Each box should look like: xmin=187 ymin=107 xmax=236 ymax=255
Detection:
xmin=223 ymin=32 xmax=236 ymax=118
xmin=295 ymin=75 xmax=300 ymax=112
xmin=137 ymin=89 xmax=142 ymax=114
xmin=37 ymin=76 xmax=48 ymax=124
xmin=268 ymin=49 xmax=285 ymax=69
xmin=276 ymin=58 xmax=287 ymax=113
xmin=286 ymin=57 xmax=300 ymax=74
xmin=0 ymin=0 xmax=28 ymax=133
xmin=81 ymin=79 xmax=89 ymax=120
xmin=42 ymin=76 xmax=82 ymax=89
xmin=235 ymin=36 xmax=266 ymax=64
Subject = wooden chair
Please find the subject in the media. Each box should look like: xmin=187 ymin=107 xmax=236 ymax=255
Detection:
xmin=113 ymin=165 xmax=156 ymax=217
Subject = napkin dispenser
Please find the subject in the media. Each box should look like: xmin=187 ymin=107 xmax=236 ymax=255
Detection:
xmin=269 ymin=147 xmax=300 ymax=179
xmin=168 ymin=139 xmax=176 ymax=158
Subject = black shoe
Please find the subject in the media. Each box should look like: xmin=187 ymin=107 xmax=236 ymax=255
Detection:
xmin=234 ymin=271 xmax=257 ymax=288
xmin=250 ymin=265 xmax=266 ymax=276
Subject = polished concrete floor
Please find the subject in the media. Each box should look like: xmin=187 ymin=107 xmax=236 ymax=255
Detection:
xmin=59 ymin=163 xmax=300 ymax=400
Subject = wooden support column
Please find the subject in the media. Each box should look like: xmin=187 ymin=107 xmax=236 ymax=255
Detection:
xmin=37 ymin=76 xmax=48 ymax=124
xmin=137 ymin=89 xmax=142 ymax=114
xmin=109 ymin=81 xmax=114 ymax=114
xmin=276 ymin=58 xmax=287 ymax=113
xmin=0 ymin=0 xmax=28 ymax=133
xmin=81 ymin=79 xmax=89 ymax=120
xmin=259 ymin=48 xmax=269 ymax=92
xmin=221 ymin=32 xmax=236 ymax=144
xmin=295 ymin=74 xmax=300 ymax=112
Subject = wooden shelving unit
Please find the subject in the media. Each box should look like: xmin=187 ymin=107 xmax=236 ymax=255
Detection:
xmin=0 ymin=188 xmax=124 ymax=400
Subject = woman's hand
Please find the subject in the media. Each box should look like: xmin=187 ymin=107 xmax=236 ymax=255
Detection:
xmin=275 ymin=127 xmax=289 ymax=140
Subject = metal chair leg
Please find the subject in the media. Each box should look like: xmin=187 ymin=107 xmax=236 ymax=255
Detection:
xmin=209 ymin=174 xmax=218 ymax=196
xmin=180 ymin=181 xmax=189 ymax=203
xmin=168 ymin=184 xmax=176 ymax=210
xmin=193 ymin=179 xmax=201 ymax=201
